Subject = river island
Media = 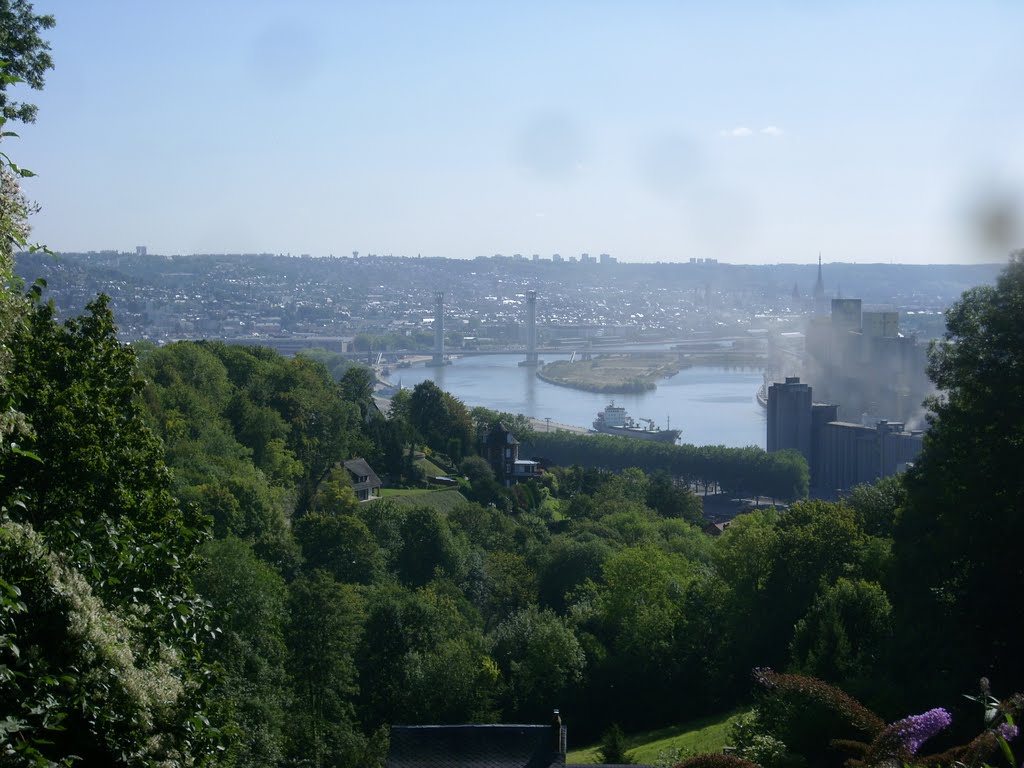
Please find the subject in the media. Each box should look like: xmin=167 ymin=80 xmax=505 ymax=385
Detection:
xmin=536 ymin=352 xmax=686 ymax=393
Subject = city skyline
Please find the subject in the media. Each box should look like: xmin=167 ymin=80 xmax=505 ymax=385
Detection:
xmin=12 ymin=1 xmax=1024 ymax=264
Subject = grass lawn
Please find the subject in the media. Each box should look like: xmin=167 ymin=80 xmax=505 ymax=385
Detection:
xmin=565 ymin=709 xmax=747 ymax=765
xmin=415 ymin=457 xmax=448 ymax=477
xmin=378 ymin=489 xmax=468 ymax=513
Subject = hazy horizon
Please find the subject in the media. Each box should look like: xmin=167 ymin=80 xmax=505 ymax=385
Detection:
xmin=12 ymin=1 xmax=1024 ymax=264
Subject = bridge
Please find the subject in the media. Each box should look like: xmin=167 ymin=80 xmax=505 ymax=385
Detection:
xmin=221 ymin=290 xmax=746 ymax=363
xmin=224 ymin=336 xmax=744 ymax=361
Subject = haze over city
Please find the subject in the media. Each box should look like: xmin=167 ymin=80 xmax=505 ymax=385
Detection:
xmin=14 ymin=0 xmax=1024 ymax=263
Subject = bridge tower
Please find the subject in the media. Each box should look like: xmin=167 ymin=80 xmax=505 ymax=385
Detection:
xmin=519 ymin=290 xmax=542 ymax=367
xmin=429 ymin=291 xmax=446 ymax=366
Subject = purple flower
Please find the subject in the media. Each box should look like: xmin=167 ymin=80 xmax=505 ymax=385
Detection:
xmin=997 ymin=722 xmax=1019 ymax=742
xmin=890 ymin=708 xmax=953 ymax=755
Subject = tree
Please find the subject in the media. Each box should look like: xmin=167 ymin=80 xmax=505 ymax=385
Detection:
xmin=894 ymin=253 xmax=1024 ymax=689
xmin=598 ymin=724 xmax=633 ymax=764
xmin=790 ymin=578 xmax=893 ymax=683
xmin=0 ymin=293 xmax=219 ymax=765
xmin=408 ymin=381 xmax=474 ymax=459
xmin=460 ymin=455 xmax=507 ymax=508
xmin=194 ymin=538 xmax=291 ymax=768
xmin=338 ymin=365 xmax=375 ymax=419
xmin=357 ymin=584 xmax=497 ymax=726
xmin=295 ymin=512 xmax=384 ymax=585
xmin=491 ymin=606 xmax=585 ymax=721
xmin=286 ymin=571 xmax=369 ymax=768
xmin=538 ymin=537 xmax=611 ymax=612
xmin=395 ymin=506 xmax=465 ymax=587
xmin=646 ymin=469 xmax=703 ymax=522
xmin=0 ymin=0 xmax=56 ymax=124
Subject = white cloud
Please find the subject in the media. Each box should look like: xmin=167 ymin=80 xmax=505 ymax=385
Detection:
xmin=761 ymin=125 xmax=784 ymax=137
xmin=719 ymin=126 xmax=754 ymax=138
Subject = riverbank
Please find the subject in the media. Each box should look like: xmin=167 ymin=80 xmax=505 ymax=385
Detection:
xmin=536 ymin=353 xmax=685 ymax=394
xmin=371 ymin=394 xmax=590 ymax=436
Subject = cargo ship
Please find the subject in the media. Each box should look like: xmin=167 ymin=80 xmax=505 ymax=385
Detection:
xmin=591 ymin=402 xmax=681 ymax=443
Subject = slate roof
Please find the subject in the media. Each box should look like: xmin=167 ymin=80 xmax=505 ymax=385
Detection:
xmin=342 ymin=458 xmax=382 ymax=492
xmin=387 ymin=724 xmax=563 ymax=768
xmin=486 ymin=422 xmax=520 ymax=446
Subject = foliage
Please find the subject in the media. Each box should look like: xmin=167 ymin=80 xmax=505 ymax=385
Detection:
xmin=409 ymin=380 xmax=474 ymax=460
xmin=0 ymin=294 xmax=219 ymax=765
xmin=728 ymin=711 xmax=792 ymax=768
xmin=0 ymin=2 xmax=55 ymax=124
xmin=732 ymin=671 xmax=1024 ymax=768
xmin=194 ymin=537 xmax=290 ymax=768
xmin=894 ymin=252 xmax=1024 ymax=690
xmin=598 ymin=723 xmax=634 ymax=764
xmin=526 ymin=431 xmax=808 ymax=501
xmin=356 ymin=584 xmax=498 ymax=727
xmin=491 ymin=606 xmax=585 ymax=720
xmin=674 ymin=755 xmax=758 ymax=768
xmin=790 ymin=578 xmax=892 ymax=683
xmin=286 ymin=571 xmax=370 ymax=768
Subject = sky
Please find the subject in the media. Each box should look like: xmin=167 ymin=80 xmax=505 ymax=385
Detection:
xmin=9 ymin=1 xmax=1024 ymax=263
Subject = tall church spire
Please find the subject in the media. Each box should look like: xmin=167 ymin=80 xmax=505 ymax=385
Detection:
xmin=813 ymin=253 xmax=827 ymax=314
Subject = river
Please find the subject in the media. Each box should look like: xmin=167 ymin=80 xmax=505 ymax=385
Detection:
xmin=390 ymin=354 xmax=766 ymax=448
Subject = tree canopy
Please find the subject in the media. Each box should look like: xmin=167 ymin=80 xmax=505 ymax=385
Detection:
xmin=894 ymin=251 xmax=1024 ymax=689
xmin=0 ymin=0 xmax=55 ymax=124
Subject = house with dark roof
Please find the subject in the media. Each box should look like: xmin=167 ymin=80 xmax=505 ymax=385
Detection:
xmin=342 ymin=458 xmax=382 ymax=501
xmin=484 ymin=423 xmax=542 ymax=488
xmin=387 ymin=724 xmax=564 ymax=768
xmin=385 ymin=720 xmax=654 ymax=768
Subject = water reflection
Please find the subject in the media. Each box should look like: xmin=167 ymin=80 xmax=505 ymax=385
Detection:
xmin=396 ymin=355 xmax=766 ymax=449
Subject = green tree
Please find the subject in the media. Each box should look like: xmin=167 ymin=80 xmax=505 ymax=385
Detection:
xmin=408 ymin=381 xmax=474 ymax=460
xmin=295 ymin=512 xmax=384 ymax=585
xmin=0 ymin=0 xmax=56 ymax=124
xmin=0 ymin=293 xmax=218 ymax=765
xmin=460 ymin=455 xmax=508 ymax=508
xmin=468 ymin=549 xmax=538 ymax=630
xmin=395 ymin=506 xmax=465 ymax=587
xmin=357 ymin=584 xmax=497 ymax=726
xmin=538 ymin=537 xmax=612 ymax=613
xmin=286 ymin=571 xmax=369 ymax=768
xmin=646 ymin=469 xmax=703 ymax=522
xmin=598 ymin=724 xmax=634 ymax=764
xmin=894 ymin=252 xmax=1024 ymax=689
xmin=790 ymin=578 xmax=893 ymax=683
xmin=844 ymin=475 xmax=906 ymax=538
xmin=338 ymin=365 xmax=376 ymax=420
xmin=491 ymin=606 xmax=585 ymax=720
xmin=195 ymin=537 xmax=290 ymax=768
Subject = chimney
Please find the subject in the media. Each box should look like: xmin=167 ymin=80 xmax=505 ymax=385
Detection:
xmin=551 ymin=709 xmax=567 ymax=757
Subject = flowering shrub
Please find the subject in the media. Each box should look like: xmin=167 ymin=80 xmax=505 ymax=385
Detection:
xmin=738 ymin=671 xmax=1024 ymax=768
xmin=862 ymin=707 xmax=952 ymax=764
xmin=674 ymin=755 xmax=759 ymax=768
xmin=753 ymin=669 xmax=885 ymax=735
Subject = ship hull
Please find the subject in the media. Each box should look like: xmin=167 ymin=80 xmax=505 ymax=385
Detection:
xmin=591 ymin=425 xmax=681 ymax=443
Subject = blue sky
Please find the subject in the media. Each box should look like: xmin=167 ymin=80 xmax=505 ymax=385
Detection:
xmin=10 ymin=1 xmax=1024 ymax=263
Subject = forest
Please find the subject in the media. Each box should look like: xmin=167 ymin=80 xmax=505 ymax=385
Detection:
xmin=4 ymin=7 xmax=1024 ymax=768
xmin=2 ymin=253 xmax=1024 ymax=767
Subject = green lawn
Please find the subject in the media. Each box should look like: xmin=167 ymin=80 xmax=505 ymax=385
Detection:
xmin=415 ymin=457 xmax=448 ymax=477
xmin=378 ymin=489 xmax=468 ymax=513
xmin=566 ymin=709 xmax=747 ymax=765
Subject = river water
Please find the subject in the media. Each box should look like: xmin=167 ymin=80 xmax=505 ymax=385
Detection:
xmin=392 ymin=354 xmax=766 ymax=449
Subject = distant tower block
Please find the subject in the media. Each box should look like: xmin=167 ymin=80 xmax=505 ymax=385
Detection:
xmin=519 ymin=290 xmax=542 ymax=367
xmin=429 ymin=291 xmax=446 ymax=366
